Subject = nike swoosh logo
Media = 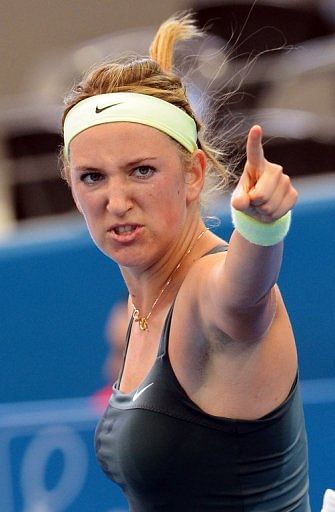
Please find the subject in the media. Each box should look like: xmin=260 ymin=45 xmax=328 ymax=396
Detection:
xmin=95 ymin=102 xmax=123 ymax=114
xmin=132 ymin=382 xmax=154 ymax=402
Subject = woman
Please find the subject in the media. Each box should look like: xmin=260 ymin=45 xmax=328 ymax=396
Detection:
xmin=62 ymin=13 xmax=309 ymax=512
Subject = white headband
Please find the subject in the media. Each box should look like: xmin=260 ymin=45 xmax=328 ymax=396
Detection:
xmin=63 ymin=92 xmax=198 ymax=158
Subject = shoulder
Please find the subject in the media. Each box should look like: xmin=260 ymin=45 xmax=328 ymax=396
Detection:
xmin=170 ymin=243 xmax=230 ymax=343
xmin=182 ymin=244 xmax=229 ymax=316
xmin=185 ymin=242 xmax=229 ymax=289
xmin=177 ymin=246 xmax=289 ymax=347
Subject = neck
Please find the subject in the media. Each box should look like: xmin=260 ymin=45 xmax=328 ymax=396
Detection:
xmin=121 ymin=222 xmax=208 ymax=327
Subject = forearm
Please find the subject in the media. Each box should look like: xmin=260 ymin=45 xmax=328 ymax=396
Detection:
xmin=222 ymin=229 xmax=284 ymax=309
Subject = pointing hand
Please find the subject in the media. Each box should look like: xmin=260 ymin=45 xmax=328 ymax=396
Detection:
xmin=231 ymin=125 xmax=298 ymax=223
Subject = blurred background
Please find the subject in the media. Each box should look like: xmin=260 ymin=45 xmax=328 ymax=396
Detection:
xmin=0 ymin=1 xmax=334 ymax=511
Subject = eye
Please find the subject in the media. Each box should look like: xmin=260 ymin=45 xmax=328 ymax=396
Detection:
xmin=80 ymin=171 xmax=104 ymax=185
xmin=132 ymin=166 xmax=156 ymax=179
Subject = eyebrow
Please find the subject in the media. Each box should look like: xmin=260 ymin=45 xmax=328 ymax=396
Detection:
xmin=73 ymin=157 xmax=158 ymax=173
xmin=72 ymin=166 xmax=102 ymax=174
xmin=126 ymin=156 xmax=158 ymax=167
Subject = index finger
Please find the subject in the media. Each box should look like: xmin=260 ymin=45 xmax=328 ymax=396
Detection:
xmin=246 ymin=125 xmax=264 ymax=172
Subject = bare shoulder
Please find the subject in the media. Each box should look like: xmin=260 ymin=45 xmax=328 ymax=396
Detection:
xmin=169 ymin=275 xmax=297 ymax=418
xmin=183 ymin=244 xmax=230 ymax=298
xmin=169 ymin=243 xmax=296 ymax=367
xmin=170 ymin=245 xmax=229 ymax=335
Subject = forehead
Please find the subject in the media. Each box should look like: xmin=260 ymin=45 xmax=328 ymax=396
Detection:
xmin=69 ymin=122 xmax=180 ymax=165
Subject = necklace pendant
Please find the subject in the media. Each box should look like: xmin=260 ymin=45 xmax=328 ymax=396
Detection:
xmin=139 ymin=317 xmax=148 ymax=331
xmin=133 ymin=308 xmax=148 ymax=331
xmin=131 ymin=228 xmax=207 ymax=334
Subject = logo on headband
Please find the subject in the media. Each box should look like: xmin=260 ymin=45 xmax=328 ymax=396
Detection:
xmin=95 ymin=103 xmax=123 ymax=114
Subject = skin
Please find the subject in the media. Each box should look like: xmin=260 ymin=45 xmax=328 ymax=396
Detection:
xmin=69 ymin=121 xmax=298 ymax=420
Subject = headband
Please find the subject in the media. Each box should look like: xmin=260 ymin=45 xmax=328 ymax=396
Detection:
xmin=63 ymin=92 xmax=198 ymax=158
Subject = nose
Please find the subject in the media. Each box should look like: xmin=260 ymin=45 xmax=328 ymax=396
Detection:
xmin=106 ymin=177 xmax=132 ymax=217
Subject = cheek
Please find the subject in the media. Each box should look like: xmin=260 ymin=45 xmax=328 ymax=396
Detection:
xmin=71 ymin=189 xmax=87 ymax=216
xmin=72 ymin=190 xmax=101 ymax=229
xmin=159 ymin=187 xmax=187 ymax=225
xmin=72 ymin=192 xmax=83 ymax=215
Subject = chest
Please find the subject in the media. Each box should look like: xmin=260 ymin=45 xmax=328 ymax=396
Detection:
xmin=118 ymin=321 xmax=164 ymax=393
xmin=118 ymin=300 xmax=212 ymax=397
xmin=95 ymin=361 xmax=307 ymax=511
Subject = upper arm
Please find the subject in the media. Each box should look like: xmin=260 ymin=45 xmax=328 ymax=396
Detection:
xmin=191 ymin=255 xmax=278 ymax=343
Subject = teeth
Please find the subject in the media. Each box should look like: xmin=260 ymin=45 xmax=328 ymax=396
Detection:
xmin=115 ymin=225 xmax=135 ymax=234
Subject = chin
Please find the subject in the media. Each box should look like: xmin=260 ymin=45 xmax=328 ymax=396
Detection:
xmin=99 ymin=245 xmax=147 ymax=269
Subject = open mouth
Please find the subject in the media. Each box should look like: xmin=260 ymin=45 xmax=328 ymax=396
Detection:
xmin=114 ymin=225 xmax=137 ymax=235
xmin=110 ymin=224 xmax=141 ymax=237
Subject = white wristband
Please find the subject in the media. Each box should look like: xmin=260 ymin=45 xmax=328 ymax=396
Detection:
xmin=231 ymin=207 xmax=292 ymax=246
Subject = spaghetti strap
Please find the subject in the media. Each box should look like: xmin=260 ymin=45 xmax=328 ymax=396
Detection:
xmin=157 ymin=302 xmax=175 ymax=358
xmin=115 ymin=313 xmax=134 ymax=390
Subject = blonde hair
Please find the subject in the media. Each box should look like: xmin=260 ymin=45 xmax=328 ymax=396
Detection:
xmin=61 ymin=12 xmax=231 ymax=199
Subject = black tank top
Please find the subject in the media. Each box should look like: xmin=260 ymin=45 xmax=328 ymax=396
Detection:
xmin=95 ymin=245 xmax=309 ymax=511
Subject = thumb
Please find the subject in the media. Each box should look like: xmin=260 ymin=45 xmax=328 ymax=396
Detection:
xmin=231 ymin=179 xmax=251 ymax=211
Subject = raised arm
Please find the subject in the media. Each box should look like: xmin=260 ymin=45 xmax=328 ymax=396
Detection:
xmin=202 ymin=125 xmax=298 ymax=342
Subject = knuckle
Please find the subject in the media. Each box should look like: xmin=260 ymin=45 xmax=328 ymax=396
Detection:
xmin=268 ymin=164 xmax=283 ymax=177
xmin=290 ymin=188 xmax=299 ymax=205
xmin=253 ymin=191 xmax=268 ymax=204
xmin=258 ymin=203 xmax=273 ymax=215
xmin=281 ymin=173 xmax=291 ymax=186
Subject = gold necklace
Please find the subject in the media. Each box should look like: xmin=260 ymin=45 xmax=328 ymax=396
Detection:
xmin=132 ymin=228 xmax=208 ymax=331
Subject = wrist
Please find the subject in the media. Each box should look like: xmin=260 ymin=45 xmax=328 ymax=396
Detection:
xmin=231 ymin=207 xmax=292 ymax=246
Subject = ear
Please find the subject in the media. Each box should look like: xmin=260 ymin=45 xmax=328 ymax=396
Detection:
xmin=185 ymin=149 xmax=206 ymax=205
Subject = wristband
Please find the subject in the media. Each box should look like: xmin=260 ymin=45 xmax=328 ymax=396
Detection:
xmin=231 ymin=207 xmax=292 ymax=246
